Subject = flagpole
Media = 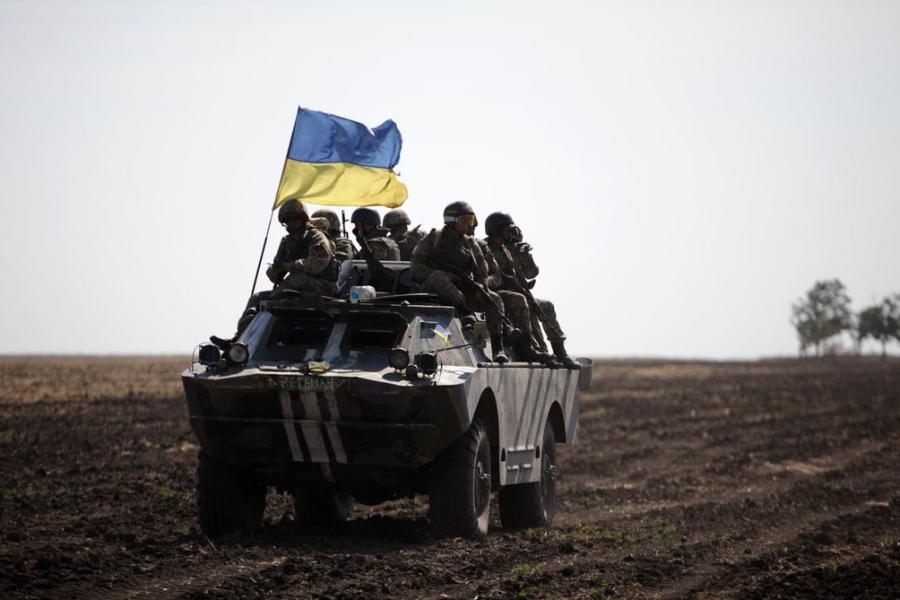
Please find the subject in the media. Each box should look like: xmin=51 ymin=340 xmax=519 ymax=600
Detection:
xmin=249 ymin=209 xmax=275 ymax=297
xmin=249 ymin=108 xmax=302 ymax=298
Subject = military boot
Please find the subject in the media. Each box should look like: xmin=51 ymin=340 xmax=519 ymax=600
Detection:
xmin=510 ymin=331 xmax=554 ymax=364
xmin=490 ymin=333 xmax=509 ymax=364
xmin=551 ymin=341 xmax=579 ymax=369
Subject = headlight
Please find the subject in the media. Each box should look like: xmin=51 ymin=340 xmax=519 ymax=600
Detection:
xmin=198 ymin=344 xmax=221 ymax=366
xmin=389 ymin=347 xmax=410 ymax=370
xmin=226 ymin=342 xmax=249 ymax=365
xmin=414 ymin=351 xmax=438 ymax=376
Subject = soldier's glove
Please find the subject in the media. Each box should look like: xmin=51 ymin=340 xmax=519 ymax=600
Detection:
xmin=309 ymin=217 xmax=330 ymax=231
xmin=265 ymin=264 xmax=278 ymax=283
xmin=508 ymin=225 xmax=524 ymax=242
xmin=512 ymin=242 xmax=532 ymax=255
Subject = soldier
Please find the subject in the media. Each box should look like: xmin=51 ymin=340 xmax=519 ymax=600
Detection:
xmin=472 ymin=223 xmax=550 ymax=363
xmin=383 ymin=208 xmax=425 ymax=261
xmin=267 ymin=200 xmax=339 ymax=296
xmin=484 ymin=212 xmax=578 ymax=368
xmin=211 ymin=200 xmax=337 ymax=347
xmin=410 ymin=201 xmax=510 ymax=363
xmin=350 ymin=207 xmax=401 ymax=261
xmin=311 ymin=208 xmax=357 ymax=263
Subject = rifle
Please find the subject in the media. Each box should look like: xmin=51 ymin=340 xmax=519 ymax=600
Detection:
xmin=340 ymin=210 xmax=349 ymax=239
xmin=501 ymin=271 xmax=549 ymax=322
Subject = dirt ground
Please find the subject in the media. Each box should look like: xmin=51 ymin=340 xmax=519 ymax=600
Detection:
xmin=1 ymin=356 xmax=898 ymax=599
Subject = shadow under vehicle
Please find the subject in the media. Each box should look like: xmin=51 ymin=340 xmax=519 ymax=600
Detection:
xmin=182 ymin=261 xmax=591 ymax=539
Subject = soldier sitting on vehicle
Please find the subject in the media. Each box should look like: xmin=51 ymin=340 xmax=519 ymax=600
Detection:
xmin=266 ymin=200 xmax=339 ymax=296
xmin=211 ymin=200 xmax=338 ymax=347
xmin=311 ymin=208 xmax=357 ymax=263
xmin=383 ymin=208 xmax=425 ymax=261
xmin=484 ymin=212 xmax=579 ymax=368
xmin=350 ymin=207 xmax=401 ymax=261
xmin=410 ymin=201 xmax=511 ymax=363
xmin=474 ymin=233 xmax=552 ymax=364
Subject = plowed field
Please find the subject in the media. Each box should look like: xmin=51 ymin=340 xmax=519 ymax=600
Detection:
xmin=1 ymin=356 xmax=899 ymax=599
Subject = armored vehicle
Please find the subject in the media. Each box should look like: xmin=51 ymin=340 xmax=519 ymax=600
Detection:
xmin=182 ymin=261 xmax=590 ymax=539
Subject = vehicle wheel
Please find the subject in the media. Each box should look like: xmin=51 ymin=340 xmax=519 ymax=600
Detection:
xmin=292 ymin=485 xmax=353 ymax=529
xmin=499 ymin=420 xmax=557 ymax=529
xmin=429 ymin=416 xmax=492 ymax=539
xmin=196 ymin=453 xmax=266 ymax=538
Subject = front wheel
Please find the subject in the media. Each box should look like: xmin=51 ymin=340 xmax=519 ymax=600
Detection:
xmin=292 ymin=484 xmax=353 ymax=530
xmin=429 ymin=416 xmax=492 ymax=538
xmin=196 ymin=453 xmax=266 ymax=539
xmin=498 ymin=420 xmax=557 ymax=529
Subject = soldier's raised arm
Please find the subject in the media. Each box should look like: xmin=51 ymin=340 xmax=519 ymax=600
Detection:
xmin=286 ymin=228 xmax=334 ymax=276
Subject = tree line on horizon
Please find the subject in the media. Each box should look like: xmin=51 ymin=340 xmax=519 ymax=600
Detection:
xmin=791 ymin=279 xmax=900 ymax=357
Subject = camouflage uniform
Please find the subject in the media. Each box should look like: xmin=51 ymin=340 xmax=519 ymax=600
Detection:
xmin=230 ymin=224 xmax=337 ymax=336
xmin=361 ymin=226 xmax=401 ymax=261
xmin=272 ymin=224 xmax=338 ymax=296
xmin=481 ymin=239 xmax=562 ymax=352
xmin=333 ymin=236 xmax=357 ymax=263
xmin=500 ymin=240 xmax=565 ymax=351
xmin=384 ymin=208 xmax=423 ymax=261
xmin=411 ymin=227 xmax=506 ymax=335
xmin=391 ymin=226 xmax=425 ymax=261
xmin=477 ymin=238 xmax=534 ymax=339
xmin=311 ymin=209 xmax=357 ymax=263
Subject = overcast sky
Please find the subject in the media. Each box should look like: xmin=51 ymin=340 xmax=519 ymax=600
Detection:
xmin=1 ymin=1 xmax=898 ymax=358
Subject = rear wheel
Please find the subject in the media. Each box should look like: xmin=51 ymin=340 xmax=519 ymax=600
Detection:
xmin=498 ymin=420 xmax=557 ymax=529
xmin=196 ymin=453 xmax=266 ymax=538
xmin=429 ymin=417 xmax=492 ymax=538
xmin=292 ymin=484 xmax=353 ymax=530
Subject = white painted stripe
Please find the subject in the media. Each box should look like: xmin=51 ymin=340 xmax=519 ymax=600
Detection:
xmin=300 ymin=422 xmax=331 ymax=463
xmin=297 ymin=391 xmax=331 ymax=463
xmin=566 ymin=372 xmax=580 ymax=442
xmin=300 ymin=391 xmax=321 ymax=419
xmin=538 ymin=371 xmax=557 ymax=446
xmin=325 ymin=423 xmax=347 ymax=463
xmin=324 ymin=390 xmax=340 ymax=420
xmin=323 ymin=390 xmax=347 ymax=464
xmin=526 ymin=370 xmax=551 ymax=446
xmin=514 ymin=369 xmax=536 ymax=448
xmin=278 ymin=390 xmax=303 ymax=462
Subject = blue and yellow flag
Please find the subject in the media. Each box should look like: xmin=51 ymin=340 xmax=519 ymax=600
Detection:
xmin=273 ymin=108 xmax=408 ymax=209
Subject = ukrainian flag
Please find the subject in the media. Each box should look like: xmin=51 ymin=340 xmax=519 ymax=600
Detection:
xmin=273 ymin=108 xmax=408 ymax=209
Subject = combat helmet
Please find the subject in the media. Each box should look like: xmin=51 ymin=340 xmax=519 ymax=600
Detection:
xmin=485 ymin=212 xmax=514 ymax=236
xmin=351 ymin=207 xmax=381 ymax=227
xmin=278 ymin=199 xmax=308 ymax=224
xmin=443 ymin=201 xmax=475 ymax=224
xmin=383 ymin=209 xmax=411 ymax=228
xmin=311 ymin=209 xmax=341 ymax=234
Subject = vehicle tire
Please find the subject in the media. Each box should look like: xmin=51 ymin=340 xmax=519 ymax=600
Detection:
xmin=498 ymin=420 xmax=557 ymax=529
xmin=429 ymin=416 xmax=492 ymax=539
xmin=196 ymin=453 xmax=266 ymax=539
xmin=292 ymin=485 xmax=353 ymax=529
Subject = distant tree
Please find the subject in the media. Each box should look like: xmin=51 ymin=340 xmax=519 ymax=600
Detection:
xmin=857 ymin=295 xmax=900 ymax=357
xmin=790 ymin=279 xmax=853 ymax=356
